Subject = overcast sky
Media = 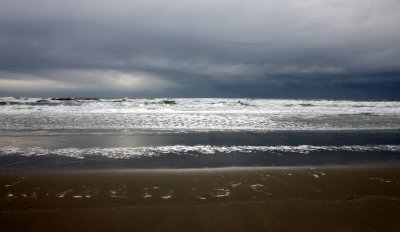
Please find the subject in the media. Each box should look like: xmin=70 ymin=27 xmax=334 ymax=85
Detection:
xmin=1 ymin=0 xmax=399 ymax=99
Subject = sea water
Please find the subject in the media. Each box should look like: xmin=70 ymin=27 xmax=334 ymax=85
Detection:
xmin=0 ymin=97 xmax=399 ymax=168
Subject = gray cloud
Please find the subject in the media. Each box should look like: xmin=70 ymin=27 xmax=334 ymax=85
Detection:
xmin=0 ymin=0 xmax=400 ymax=98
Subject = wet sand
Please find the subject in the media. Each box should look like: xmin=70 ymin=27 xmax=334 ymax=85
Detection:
xmin=1 ymin=166 xmax=400 ymax=231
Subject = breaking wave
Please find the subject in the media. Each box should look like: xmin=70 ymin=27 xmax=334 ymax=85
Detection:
xmin=1 ymin=145 xmax=399 ymax=159
xmin=1 ymin=97 xmax=400 ymax=131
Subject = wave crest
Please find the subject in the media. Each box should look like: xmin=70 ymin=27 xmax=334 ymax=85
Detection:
xmin=1 ymin=145 xmax=399 ymax=159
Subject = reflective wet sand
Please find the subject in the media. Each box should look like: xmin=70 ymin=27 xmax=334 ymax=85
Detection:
xmin=1 ymin=165 xmax=400 ymax=232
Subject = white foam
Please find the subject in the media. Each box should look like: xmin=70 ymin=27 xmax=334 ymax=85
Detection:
xmin=57 ymin=190 xmax=73 ymax=198
xmin=110 ymin=190 xmax=117 ymax=195
xmin=142 ymin=193 xmax=152 ymax=198
xmin=312 ymin=174 xmax=320 ymax=179
xmin=250 ymin=184 xmax=264 ymax=188
xmin=212 ymin=188 xmax=230 ymax=197
xmin=250 ymin=184 xmax=264 ymax=191
xmin=0 ymin=144 xmax=399 ymax=159
xmin=5 ymin=181 xmax=20 ymax=188
xmin=1 ymin=98 xmax=399 ymax=131
xmin=230 ymin=182 xmax=242 ymax=187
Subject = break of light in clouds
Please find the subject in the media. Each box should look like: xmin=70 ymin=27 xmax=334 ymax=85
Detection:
xmin=0 ymin=0 xmax=399 ymax=98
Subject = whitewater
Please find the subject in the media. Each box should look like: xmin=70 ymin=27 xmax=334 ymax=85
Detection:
xmin=0 ymin=97 xmax=399 ymax=131
xmin=0 ymin=97 xmax=399 ymax=168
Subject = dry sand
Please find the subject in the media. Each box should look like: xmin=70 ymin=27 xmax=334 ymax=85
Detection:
xmin=1 ymin=166 xmax=400 ymax=231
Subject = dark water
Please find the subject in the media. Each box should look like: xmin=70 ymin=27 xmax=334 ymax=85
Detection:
xmin=1 ymin=130 xmax=399 ymax=169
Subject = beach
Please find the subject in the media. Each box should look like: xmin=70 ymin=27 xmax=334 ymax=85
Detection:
xmin=1 ymin=165 xmax=400 ymax=231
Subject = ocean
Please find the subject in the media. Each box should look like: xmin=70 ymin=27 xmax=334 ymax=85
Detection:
xmin=1 ymin=97 xmax=399 ymax=169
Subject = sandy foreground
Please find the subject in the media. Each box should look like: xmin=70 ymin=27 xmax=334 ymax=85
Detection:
xmin=1 ymin=166 xmax=400 ymax=232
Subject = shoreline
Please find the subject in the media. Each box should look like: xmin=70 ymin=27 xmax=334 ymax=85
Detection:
xmin=2 ymin=162 xmax=400 ymax=172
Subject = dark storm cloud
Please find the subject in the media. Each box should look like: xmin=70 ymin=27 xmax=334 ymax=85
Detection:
xmin=0 ymin=0 xmax=400 ymax=98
